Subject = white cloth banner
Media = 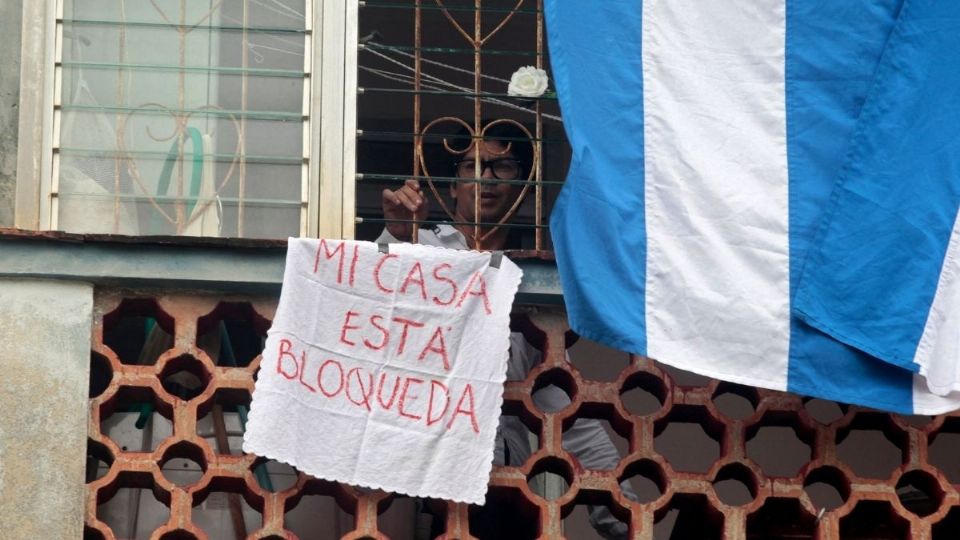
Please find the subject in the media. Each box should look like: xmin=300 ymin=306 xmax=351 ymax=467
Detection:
xmin=243 ymin=238 xmax=522 ymax=504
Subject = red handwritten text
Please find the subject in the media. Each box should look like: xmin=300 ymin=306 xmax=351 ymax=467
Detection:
xmin=314 ymin=241 xmax=492 ymax=315
xmin=339 ymin=310 xmax=451 ymax=370
xmin=276 ymin=339 xmax=479 ymax=434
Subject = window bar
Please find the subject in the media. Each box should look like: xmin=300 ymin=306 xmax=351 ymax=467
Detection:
xmin=473 ymin=0 xmax=482 ymax=249
xmin=59 ymin=62 xmax=305 ymax=77
xmin=238 ymin=0 xmax=250 ymax=237
xmin=176 ymin=0 xmax=188 ymax=233
xmin=354 ymin=87 xmax=559 ymax=98
xmin=60 ymin=18 xmax=306 ymax=34
xmin=362 ymin=217 xmax=549 ymax=230
xmin=411 ymin=0 xmax=422 ymax=244
xmin=363 ymin=1 xmax=541 ymax=15
xmin=113 ymin=0 xmax=128 ymax=234
xmin=358 ymin=129 xmax=564 ymax=144
xmin=359 ymin=173 xmax=564 ymax=187
xmin=59 ymin=148 xmax=302 ymax=165
xmin=59 ymin=103 xmax=301 ymax=121
xmin=535 ymin=0 xmax=544 ymax=251
xmin=356 ymin=43 xmax=543 ymax=56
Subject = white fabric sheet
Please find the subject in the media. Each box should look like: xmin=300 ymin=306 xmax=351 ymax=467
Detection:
xmin=243 ymin=238 xmax=522 ymax=504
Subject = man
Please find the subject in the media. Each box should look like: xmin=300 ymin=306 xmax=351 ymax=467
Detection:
xmin=377 ymin=123 xmax=633 ymax=539
xmin=379 ymin=121 xmax=530 ymax=251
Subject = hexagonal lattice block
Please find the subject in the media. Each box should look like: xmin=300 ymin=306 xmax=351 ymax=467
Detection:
xmin=745 ymin=413 xmax=813 ymax=478
xmin=85 ymin=291 xmax=960 ymax=539
xmin=929 ymin=418 xmax=960 ymax=484
xmin=747 ymin=498 xmax=815 ymax=539
xmin=655 ymin=493 xmax=724 ymax=540
xmin=102 ymin=298 xmax=175 ymax=366
xmin=196 ymin=302 xmax=271 ymax=368
xmin=839 ymin=500 xmax=909 ymax=539
xmin=620 ymin=371 xmax=668 ymax=417
xmin=469 ymin=486 xmax=541 ymax=539
xmin=192 ymin=477 xmax=265 ymax=538
xmin=837 ymin=413 xmax=906 ymax=480
xmin=933 ymin=505 xmax=960 ymax=539
xmin=711 ymin=382 xmax=758 ymax=421
xmin=802 ymin=398 xmax=847 ymax=425
xmin=803 ymin=466 xmax=850 ymax=511
xmin=712 ymin=463 xmax=757 ymax=506
xmin=896 ymin=469 xmax=946 ymax=517
xmin=655 ymin=406 xmax=724 ymax=473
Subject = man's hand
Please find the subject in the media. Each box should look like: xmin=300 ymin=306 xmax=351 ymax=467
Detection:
xmin=382 ymin=179 xmax=429 ymax=241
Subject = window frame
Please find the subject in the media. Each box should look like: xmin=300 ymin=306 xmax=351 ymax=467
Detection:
xmin=14 ymin=0 xmax=358 ymax=240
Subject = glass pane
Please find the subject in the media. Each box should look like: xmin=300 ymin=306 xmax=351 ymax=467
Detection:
xmin=59 ymin=0 xmax=307 ymax=238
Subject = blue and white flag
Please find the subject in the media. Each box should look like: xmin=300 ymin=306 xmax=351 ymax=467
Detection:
xmin=546 ymin=0 xmax=960 ymax=414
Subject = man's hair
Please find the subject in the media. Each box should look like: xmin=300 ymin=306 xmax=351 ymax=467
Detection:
xmin=448 ymin=121 xmax=534 ymax=177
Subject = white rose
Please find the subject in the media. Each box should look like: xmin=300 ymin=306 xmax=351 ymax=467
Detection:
xmin=507 ymin=66 xmax=549 ymax=98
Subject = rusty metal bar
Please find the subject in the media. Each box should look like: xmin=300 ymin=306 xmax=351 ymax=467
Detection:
xmin=472 ymin=0 xmax=482 ymax=249
xmin=534 ymin=0 xmax=543 ymax=251
xmin=411 ymin=0 xmax=422 ymax=244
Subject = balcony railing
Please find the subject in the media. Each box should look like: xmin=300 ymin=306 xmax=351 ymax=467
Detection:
xmin=3 ymin=232 xmax=960 ymax=539
xmin=74 ymin=262 xmax=960 ymax=538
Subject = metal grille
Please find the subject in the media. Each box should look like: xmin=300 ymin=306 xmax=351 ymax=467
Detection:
xmin=86 ymin=291 xmax=960 ymax=539
xmin=354 ymin=0 xmax=565 ymax=254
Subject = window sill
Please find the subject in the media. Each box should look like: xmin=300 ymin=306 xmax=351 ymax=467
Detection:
xmin=0 ymin=229 xmax=562 ymax=303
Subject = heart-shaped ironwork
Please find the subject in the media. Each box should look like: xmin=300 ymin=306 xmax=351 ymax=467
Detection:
xmin=434 ymin=0 xmax=527 ymax=47
xmin=116 ymin=103 xmax=240 ymax=234
xmin=111 ymin=0 xmax=241 ymax=234
xmin=417 ymin=117 xmax=539 ymax=247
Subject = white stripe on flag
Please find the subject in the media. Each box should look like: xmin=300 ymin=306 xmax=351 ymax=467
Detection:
xmin=914 ymin=205 xmax=960 ymax=396
xmin=913 ymin=375 xmax=960 ymax=414
xmin=642 ymin=0 xmax=791 ymax=389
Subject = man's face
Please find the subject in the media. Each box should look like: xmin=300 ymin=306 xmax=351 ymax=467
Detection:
xmin=450 ymin=140 xmax=524 ymax=224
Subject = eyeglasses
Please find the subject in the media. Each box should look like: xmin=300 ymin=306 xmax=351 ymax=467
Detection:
xmin=453 ymin=158 xmax=523 ymax=180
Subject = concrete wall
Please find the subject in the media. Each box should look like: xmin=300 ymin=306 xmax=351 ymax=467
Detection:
xmin=0 ymin=0 xmax=23 ymax=226
xmin=0 ymin=279 xmax=92 ymax=539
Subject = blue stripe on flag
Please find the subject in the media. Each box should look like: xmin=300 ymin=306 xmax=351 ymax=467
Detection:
xmin=794 ymin=0 xmax=960 ymax=376
xmin=546 ymin=0 xmax=648 ymax=354
xmin=785 ymin=0 xmax=914 ymax=411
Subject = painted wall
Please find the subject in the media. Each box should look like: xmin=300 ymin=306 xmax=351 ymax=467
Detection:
xmin=0 ymin=0 xmax=23 ymax=226
xmin=0 ymin=279 xmax=92 ymax=539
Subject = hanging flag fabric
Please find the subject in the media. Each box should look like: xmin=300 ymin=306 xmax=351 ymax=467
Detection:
xmin=793 ymin=2 xmax=960 ymax=404
xmin=546 ymin=0 xmax=960 ymax=413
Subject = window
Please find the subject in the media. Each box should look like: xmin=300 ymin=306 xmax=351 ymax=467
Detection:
xmin=353 ymin=0 xmax=567 ymax=254
xmin=17 ymin=0 xmax=357 ymax=239
xmin=58 ymin=0 xmax=308 ymax=237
